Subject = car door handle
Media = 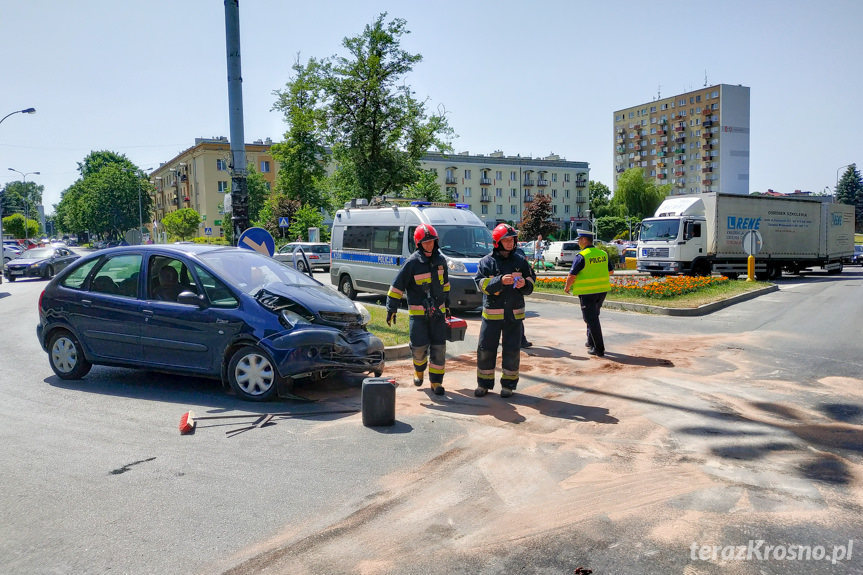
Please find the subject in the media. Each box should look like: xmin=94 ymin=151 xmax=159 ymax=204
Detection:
xmin=143 ymin=310 xmax=154 ymax=317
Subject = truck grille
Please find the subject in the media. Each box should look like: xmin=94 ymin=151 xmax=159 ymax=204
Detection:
xmin=642 ymin=247 xmax=670 ymax=257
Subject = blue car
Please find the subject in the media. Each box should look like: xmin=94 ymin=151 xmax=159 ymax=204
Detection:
xmin=37 ymin=244 xmax=385 ymax=401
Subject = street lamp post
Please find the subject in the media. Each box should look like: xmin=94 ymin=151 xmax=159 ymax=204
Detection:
xmin=0 ymin=107 xmax=35 ymax=252
xmin=8 ymin=168 xmax=40 ymax=243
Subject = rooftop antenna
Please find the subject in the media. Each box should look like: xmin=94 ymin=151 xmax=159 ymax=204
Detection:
xmin=704 ymin=70 xmax=708 ymax=87
xmin=657 ymin=84 xmax=661 ymax=99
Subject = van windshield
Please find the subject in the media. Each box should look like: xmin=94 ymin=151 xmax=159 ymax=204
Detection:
xmin=436 ymin=225 xmax=495 ymax=258
xmin=639 ymin=219 xmax=681 ymax=241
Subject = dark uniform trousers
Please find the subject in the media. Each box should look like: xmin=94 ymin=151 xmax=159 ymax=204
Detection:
xmin=476 ymin=319 xmax=522 ymax=391
xmin=580 ymin=292 xmax=607 ymax=354
xmin=410 ymin=313 xmax=447 ymax=385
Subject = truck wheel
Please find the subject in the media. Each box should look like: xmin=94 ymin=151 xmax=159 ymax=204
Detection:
xmin=227 ymin=345 xmax=281 ymax=402
xmin=692 ymin=261 xmax=711 ymax=277
xmin=724 ymin=272 xmax=739 ymax=280
xmin=767 ymin=264 xmax=782 ymax=280
xmin=827 ymin=264 xmax=843 ymax=275
xmin=338 ymin=274 xmax=358 ymax=300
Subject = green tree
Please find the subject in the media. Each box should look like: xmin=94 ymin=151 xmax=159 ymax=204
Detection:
xmin=519 ymin=194 xmax=559 ymax=241
xmin=1 ymin=179 xmax=44 ymax=233
xmin=588 ymin=180 xmax=614 ymax=218
xmin=835 ymin=164 xmax=862 ymax=232
xmin=613 ymin=168 xmax=669 ymax=220
xmin=595 ymin=216 xmax=628 ymax=241
xmin=288 ymin=203 xmax=326 ymax=242
xmin=403 ymin=168 xmax=446 ymax=202
xmin=257 ymin=194 xmax=302 ymax=241
xmin=289 ymin=13 xmax=454 ymax=203
xmin=2 ymin=213 xmax=39 ymax=239
xmin=161 ymin=208 xmax=201 ymax=240
xmin=271 ymin=58 xmax=328 ymax=211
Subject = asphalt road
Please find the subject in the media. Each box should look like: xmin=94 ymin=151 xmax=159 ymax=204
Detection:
xmin=1 ymin=261 xmax=861 ymax=574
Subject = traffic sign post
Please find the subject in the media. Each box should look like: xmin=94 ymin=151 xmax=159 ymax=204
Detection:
xmin=742 ymin=230 xmax=763 ymax=282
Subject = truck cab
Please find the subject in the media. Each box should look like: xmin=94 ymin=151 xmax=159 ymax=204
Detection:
xmin=637 ymin=197 xmax=710 ymax=276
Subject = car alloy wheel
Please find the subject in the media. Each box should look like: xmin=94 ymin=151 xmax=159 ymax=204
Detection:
xmin=227 ymin=345 xmax=281 ymax=401
xmin=48 ymin=330 xmax=92 ymax=380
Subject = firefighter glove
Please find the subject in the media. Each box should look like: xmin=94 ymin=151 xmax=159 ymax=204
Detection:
xmin=386 ymin=310 xmax=397 ymax=326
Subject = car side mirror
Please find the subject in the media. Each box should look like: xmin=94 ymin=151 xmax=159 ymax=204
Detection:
xmin=177 ymin=291 xmax=208 ymax=308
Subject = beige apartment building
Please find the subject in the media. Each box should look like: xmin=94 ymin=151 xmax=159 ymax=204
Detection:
xmin=613 ymin=83 xmax=750 ymax=196
xmin=149 ymin=140 xmax=590 ymax=238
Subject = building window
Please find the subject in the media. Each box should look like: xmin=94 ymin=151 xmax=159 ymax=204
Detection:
xmin=696 ymin=95 xmax=701 ymax=102
xmin=265 ymin=182 xmax=271 ymax=191
xmin=511 ymin=205 xmax=517 ymax=215
xmin=481 ymin=204 xmax=488 ymax=215
xmin=464 ymin=187 xmax=471 ymax=197
xmin=218 ymin=181 xmax=229 ymax=193
xmin=510 ymin=171 xmax=517 ymax=180
xmin=217 ymin=159 xmax=227 ymax=171
xmin=565 ymin=205 xmax=570 ymax=214
xmin=260 ymin=160 xmax=270 ymax=173
xmin=564 ymin=173 xmax=571 ymax=182
xmin=511 ymin=188 xmax=517 ymax=197
xmin=552 ymin=189 xmax=557 ymax=198
xmin=712 ymin=90 xmax=718 ymax=98
xmin=495 ymin=170 xmax=502 ymax=180
xmin=495 ymin=187 xmax=502 ymax=197
xmin=565 ymin=190 xmax=570 ymax=199
xmin=496 ymin=205 xmax=503 ymax=215
xmin=464 ymin=169 xmax=471 ymax=179
xmin=552 ymin=204 xmax=558 ymax=214
xmin=551 ymin=173 xmax=557 ymax=182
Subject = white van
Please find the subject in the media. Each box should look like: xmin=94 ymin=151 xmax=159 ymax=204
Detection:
xmin=330 ymin=199 xmax=494 ymax=310
xmin=545 ymin=240 xmax=580 ymax=267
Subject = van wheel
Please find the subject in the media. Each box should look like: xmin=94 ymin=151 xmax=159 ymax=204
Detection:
xmin=339 ymin=274 xmax=358 ymax=300
xmin=555 ymin=257 xmax=561 ymax=265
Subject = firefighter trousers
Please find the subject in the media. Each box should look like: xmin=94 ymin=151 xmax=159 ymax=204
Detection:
xmin=409 ymin=314 xmax=447 ymax=385
xmin=476 ymin=318 xmax=522 ymax=390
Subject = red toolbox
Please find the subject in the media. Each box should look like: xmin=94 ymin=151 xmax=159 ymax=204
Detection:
xmin=446 ymin=317 xmax=467 ymax=341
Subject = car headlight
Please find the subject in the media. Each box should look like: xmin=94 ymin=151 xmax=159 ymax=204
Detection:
xmin=280 ymin=309 xmax=312 ymax=329
xmin=31 ymin=263 xmax=41 ymax=268
xmin=446 ymin=258 xmax=468 ymax=274
xmin=354 ymin=302 xmax=371 ymax=326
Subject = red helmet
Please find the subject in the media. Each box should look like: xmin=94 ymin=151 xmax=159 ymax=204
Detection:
xmin=414 ymin=224 xmax=439 ymax=246
xmin=492 ymin=223 xmax=518 ymax=248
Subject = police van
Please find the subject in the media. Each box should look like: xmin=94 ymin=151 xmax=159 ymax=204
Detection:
xmin=330 ymin=198 xmax=494 ymax=311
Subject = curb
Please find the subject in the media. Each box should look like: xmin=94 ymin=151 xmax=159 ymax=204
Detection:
xmin=526 ymin=284 xmax=779 ymax=316
xmin=384 ymin=343 xmax=412 ymax=361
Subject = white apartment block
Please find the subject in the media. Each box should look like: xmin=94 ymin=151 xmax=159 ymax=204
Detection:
xmin=613 ymin=83 xmax=750 ymax=195
xmin=420 ymin=150 xmax=590 ymax=229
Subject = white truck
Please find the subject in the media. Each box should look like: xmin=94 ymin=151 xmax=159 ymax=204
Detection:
xmin=636 ymin=192 xmax=855 ymax=280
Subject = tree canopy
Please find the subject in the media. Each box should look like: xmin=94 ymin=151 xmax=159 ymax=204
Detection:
xmin=613 ymin=168 xmax=670 ymax=220
xmin=161 ymin=208 xmax=201 ymax=241
xmin=835 ymin=164 xmax=862 ymax=232
xmin=1 ymin=179 xmax=44 ymax=235
xmin=519 ymin=194 xmax=559 ymax=241
xmin=588 ymin=180 xmax=613 ymax=219
xmin=274 ymin=13 xmax=454 ymax=206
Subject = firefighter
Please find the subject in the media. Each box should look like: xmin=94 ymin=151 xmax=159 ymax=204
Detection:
xmin=386 ymin=224 xmax=450 ymax=396
xmin=474 ymin=224 xmax=535 ymax=398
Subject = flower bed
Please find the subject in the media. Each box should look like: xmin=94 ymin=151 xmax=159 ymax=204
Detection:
xmin=535 ymin=275 xmax=731 ymax=299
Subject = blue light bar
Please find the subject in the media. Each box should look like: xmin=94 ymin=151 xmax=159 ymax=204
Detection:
xmin=410 ymin=201 xmax=432 ymax=206
xmin=453 ymin=203 xmax=470 ymax=209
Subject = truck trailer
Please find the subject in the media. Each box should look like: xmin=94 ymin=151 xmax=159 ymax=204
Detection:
xmin=636 ymin=193 xmax=855 ymax=280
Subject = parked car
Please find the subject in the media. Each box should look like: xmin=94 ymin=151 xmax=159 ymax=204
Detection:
xmin=274 ymin=242 xmax=331 ymax=273
xmin=852 ymin=245 xmax=863 ymax=265
xmin=3 ymin=244 xmax=22 ymax=263
xmin=3 ymin=246 xmax=79 ymax=281
xmin=36 ymin=244 xmax=384 ymax=401
xmin=545 ymin=241 xmax=580 ymax=267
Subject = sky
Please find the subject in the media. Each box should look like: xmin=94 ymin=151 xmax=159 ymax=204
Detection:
xmin=2 ymin=0 xmax=861 ymax=215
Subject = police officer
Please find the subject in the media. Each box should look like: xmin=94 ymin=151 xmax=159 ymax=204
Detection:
xmin=474 ymin=224 xmax=535 ymax=398
xmin=564 ymin=229 xmax=613 ymax=357
xmin=386 ymin=224 xmax=450 ymax=396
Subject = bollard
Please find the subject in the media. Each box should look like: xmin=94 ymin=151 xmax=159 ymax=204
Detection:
xmin=746 ymin=254 xmax=755 ymax=282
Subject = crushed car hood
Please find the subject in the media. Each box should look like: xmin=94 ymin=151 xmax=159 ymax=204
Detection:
xmin=256 ymin=283 xmax=359 ymax=315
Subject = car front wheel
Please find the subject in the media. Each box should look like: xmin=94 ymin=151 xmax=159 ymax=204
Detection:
xmin=227 ymin=346 xmax=281 ymax=401
xmin=43 ymin=265 xmax=54 ymax=280
xmin=48 ymin=330 xmax=92 ymax=380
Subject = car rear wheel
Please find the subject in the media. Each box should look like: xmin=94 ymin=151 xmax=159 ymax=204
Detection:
xmin=48 ymin=330 xmax=92 ymax=380
xmin=296 ymin=260 xmax=308 ymax=273
xmin=227 ymin=346 xmax=281 ymax=402
xmin=43 ymin=265 xmax=54 ymax=280
xmin=338 ymin=274 xmax=358 ymax=300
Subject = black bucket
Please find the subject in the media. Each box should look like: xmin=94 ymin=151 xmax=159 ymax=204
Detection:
xmin=361 ymin=377 xmax=397 ymax=427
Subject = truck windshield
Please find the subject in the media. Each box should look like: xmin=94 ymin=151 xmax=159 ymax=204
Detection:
xmin=639 ymin=219 xmax=681 ymax=241
xmin=436 ymin=225 xmax=495 ymax=258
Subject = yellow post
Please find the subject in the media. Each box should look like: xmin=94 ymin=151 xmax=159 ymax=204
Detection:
xmin=746 ymin=254 xmax=755 ymax=282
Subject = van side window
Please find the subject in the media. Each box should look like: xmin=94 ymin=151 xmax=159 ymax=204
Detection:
xmin=372 ymin=227 xmax=404 ymax=255
xmin=343 ymin=226 xmax=373 ymax=251
xmin=408 ymin=226 xmax=417 ymax=252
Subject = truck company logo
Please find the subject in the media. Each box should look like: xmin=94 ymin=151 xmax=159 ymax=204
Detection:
xmin=832 ymin=214 xmax=844 ymax=226
xmin=727 ymin=216 xmax=761 ymax=230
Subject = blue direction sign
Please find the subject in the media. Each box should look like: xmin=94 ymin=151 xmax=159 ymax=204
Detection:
xmin=204 ymin=227 xmax=212 ymax=236
xmin=278 ymin=217 xmax=290 ymax=228
xmin=237 ymin=227 xmax=275 ymax=257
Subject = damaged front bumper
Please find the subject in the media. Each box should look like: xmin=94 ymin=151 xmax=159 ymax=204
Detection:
xmin=262 ymin=326 xmax=385 ymax=380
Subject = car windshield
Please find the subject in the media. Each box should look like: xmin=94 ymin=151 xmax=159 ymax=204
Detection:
xmin=639 ymin=219 xmax=681 ymax=241
xmin=856 ymin=246 xmax=863 ymax=254
xmin=198 ymin=249 xmax=320 ymax=294
xmin=436 ymin=225 xmax=494 ymax=258
xmin=24 ymin=248 xmax=54 ymax=258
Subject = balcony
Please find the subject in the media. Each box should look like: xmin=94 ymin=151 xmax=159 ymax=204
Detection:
xmin=445 ymin=176 xmax=458 ymax=184
xmin=674 ymin=126 xmax=685 ymax=132
xmin=677 ymin=180 xmax=686 ymax=187
xmin=480 ymin=177 xmax=491 ymax=185
xmin=674 ymin=147 xmax=686 ymax=155
xmin=480 ymin=195 xmax=491 ymax=203
xmin=537 ymin=178 xmax=548 ymax=186
xmin=616 ymin=137 xmax=625 ymax=144
xmin=576 ymin=195 xmax=586 ymax=203
xmin=576 ymin=180 xmax=587 ymax=188
xmin=657 ymin=128 xmax=666 ymax=135
xmin=657 ymin=173 xmax=667 ymax=179
xmin=702 ymin=179 xmax=712 ymax=185
xmin=674 ymin=170 xmax=685 ymax=177
xmin=634 ymin=145 xmax=641 ymax=151
xmin=702 ymin=155 xmax=711 ymax=162
xmin=702 ymin=143 xmax=712 ymax=150
xmin=702 ymin=167 xmax=712 ymax=173
xmin=657 ymin=152 xmax=667 ymax=158
xmin=524 ymin=194 xmax=534 ymax=203
xmin=523 ymin=179 xmax=534 ymax=187
xmin=657 ymin=162 xmax=666 ymax=168
xmin=172 ymin=198 xmax=179 ymax=205
xmin=615 ymin=166 xmax=625 ymax=173
xmin=702 ymin=108 xmax=712 ymax=115
xmin=674 ymin=136 xmax=686 ymax=144
xmin=674 ymin=159 xmax=685 ymax=165
xmin=702 ymin=120 xmax=713 ymax=128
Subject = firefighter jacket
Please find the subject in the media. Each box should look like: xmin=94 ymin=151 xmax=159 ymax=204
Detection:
xmin=386 ymin=248 xmax=450 ymax=316
xmin=474 ymin=248 xmax=536 ymax=321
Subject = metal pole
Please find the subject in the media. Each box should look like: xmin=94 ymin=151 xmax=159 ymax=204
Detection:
xmin=0 ymin=108 xmax=36 ymax=248
xmin=137 ymin=177 xmax=143 ymax=242
xmin=225 ymin=0 xmax=248 ymax=244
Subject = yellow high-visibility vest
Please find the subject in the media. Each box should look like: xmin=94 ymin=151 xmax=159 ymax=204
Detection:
xmin=570 ymin=247 xmax=611 ymax=295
